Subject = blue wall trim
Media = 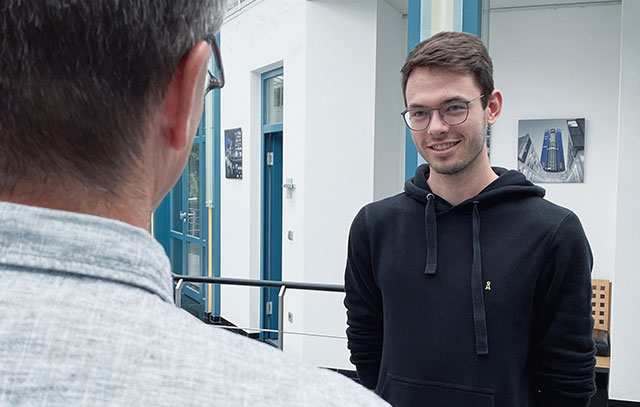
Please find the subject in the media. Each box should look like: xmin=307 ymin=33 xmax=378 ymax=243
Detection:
xmin=404 ymin=0 xmax=482 ymax=180
xmin=453 ymin=0 xmax=463 ymax=31
xmin=463 ymin=0 xmax=481 ymax=36
xmin=405 ymin=0 xmax=421 ymax=180
xmin=211 ymin=32 xmax=222 ymax=316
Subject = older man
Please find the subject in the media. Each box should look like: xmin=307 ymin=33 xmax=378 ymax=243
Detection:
xmin=0 ymin=2 xmax=387 ymax=405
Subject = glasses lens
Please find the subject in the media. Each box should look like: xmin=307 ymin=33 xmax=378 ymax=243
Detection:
xmin=440 ymin=102 xmax=469 ymax=126
xmin=405 ymin=109 xmax=431 ymax=131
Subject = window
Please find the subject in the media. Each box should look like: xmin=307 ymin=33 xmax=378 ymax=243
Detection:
xmin=264 ymin=73 xmax=284 ymax=125
xmin=226 ymin=0 xmax=256 ymax=14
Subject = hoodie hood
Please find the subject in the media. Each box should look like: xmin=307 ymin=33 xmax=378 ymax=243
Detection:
xmin=404 ymin=164 xmax=545 ymax=207
xmin=403 ymin=164 xmax=545 ymax=355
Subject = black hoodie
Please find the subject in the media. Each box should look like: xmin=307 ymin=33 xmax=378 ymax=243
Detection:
xmin=345 ymin=165 xmax=596 ymax=407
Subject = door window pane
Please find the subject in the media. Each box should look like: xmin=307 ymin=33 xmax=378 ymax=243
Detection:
xmin=265 ymin=74 xmax=283 ymax=125
xmin=227 ymin=0 xmax=255 ymax=12
xmin=188 ymin=144 xmax=200 ymax=238
xmin=170 ymin=238 xmax=183 ymax=275
xmin=187 ymin=243 xmax=201 ymax=292
xmin=171 ymin=177 xmax=183 ymax=231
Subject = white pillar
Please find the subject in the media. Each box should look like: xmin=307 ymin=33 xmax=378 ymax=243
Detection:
xmin=609 ymin=0 xmax=640 ymax=402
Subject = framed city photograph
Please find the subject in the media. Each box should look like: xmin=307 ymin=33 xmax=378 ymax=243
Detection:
xmin=517 ymin=118 xmax=585 ymax=183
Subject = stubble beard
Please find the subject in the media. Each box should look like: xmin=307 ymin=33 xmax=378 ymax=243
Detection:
xmin=423 ymin=119 xmax=488 ymax=177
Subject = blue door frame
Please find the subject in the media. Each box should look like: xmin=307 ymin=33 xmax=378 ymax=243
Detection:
xmin=405 ymin=0 xmax=483 ymax=179
xmin=261 ymin=67 xmax=284 ymax=342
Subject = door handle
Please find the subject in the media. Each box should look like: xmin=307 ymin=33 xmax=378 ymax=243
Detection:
xmin=179 ymin=211 xmax=187 ymax=222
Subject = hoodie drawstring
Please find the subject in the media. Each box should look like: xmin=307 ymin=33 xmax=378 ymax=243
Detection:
xmin=471 ymin=202 xmax=489 ymax=355
xmin=408 ymin=165 xmax=544 ymax=357
xmin=423 ymin=196 xmax=489 ymax=355
xmin=424 ymin=194 xmax=437 ymax=275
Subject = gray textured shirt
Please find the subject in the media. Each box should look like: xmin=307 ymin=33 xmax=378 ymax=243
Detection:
xmin=0 ymin=202 xmax=388 ymax=406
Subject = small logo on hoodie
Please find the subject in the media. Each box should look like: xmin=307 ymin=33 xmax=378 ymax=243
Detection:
xmin=485 ymin=281 xmax=492 ymax=291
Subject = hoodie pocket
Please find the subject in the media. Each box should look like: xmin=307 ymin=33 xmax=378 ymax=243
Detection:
xmin=379 ymin=372 xmax=495 ymax=407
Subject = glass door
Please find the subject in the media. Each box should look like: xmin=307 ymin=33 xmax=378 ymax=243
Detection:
xmin=170 ymin=120 xmax=207 ymax=319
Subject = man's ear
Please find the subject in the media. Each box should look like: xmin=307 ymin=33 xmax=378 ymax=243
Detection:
xmin=486 ymin=89 xmax=503 ymax=125
xmin=160 ymin=40 xmax=211 ymax=151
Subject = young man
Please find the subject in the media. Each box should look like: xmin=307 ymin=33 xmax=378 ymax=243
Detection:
xmin=344 ymin=31 xmax=596 ymax=407
xmin=0 ymin=2 xmax=388 ymax=405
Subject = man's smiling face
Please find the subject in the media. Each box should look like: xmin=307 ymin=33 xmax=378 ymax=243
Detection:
xmin=404 ymin=67 xmax=491 ymax=177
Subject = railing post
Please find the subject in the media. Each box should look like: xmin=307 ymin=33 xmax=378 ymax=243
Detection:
xmin=278 ymin=285 xmax=287 ymax=350
xmin=175 ymin=278 xmax=184 ymax=308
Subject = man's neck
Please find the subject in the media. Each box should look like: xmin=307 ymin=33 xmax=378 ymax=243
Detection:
xmin=427 ymin=161 xmax=498 ymax=206
xmin=0 ymin=185 xmax=153 ymax=230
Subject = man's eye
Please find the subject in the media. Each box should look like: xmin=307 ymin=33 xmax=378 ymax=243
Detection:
xmin=444 ymin=103 xmax=465 ymax=113
xmin=411 ymin=110 xmax=429 ymax=118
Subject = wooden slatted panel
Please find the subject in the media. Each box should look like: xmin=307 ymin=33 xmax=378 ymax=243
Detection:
xmin=596 ymin=355 xmax=610 ymax=370
xmin=591 ymin=279 xmax=611 ymax=331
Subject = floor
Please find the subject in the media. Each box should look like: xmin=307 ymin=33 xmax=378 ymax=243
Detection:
xmin=590 ymin=389 xmax=608 ymax=407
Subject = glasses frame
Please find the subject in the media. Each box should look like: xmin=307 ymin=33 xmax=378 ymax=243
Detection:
xmin=401 ymin=94 xmax=485 ymax=131
xmin=203 ymin=34 xmax=225 ymax=95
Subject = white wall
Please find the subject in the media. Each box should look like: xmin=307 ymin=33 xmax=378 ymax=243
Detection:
xmin=374 ymin=0 xmax=408 ymax=201
xmin=301 ymin=0 xmax=406 ymax=369
xmin=488 ymin=1 xmax=621 ymax=281
xmin=220 ymin=0 xmax=307 ymax=336
xmin=219 ymin=0 xmax=405 ymax=369
xmin=487 ymin=0 xmax=640 ymax=402
xmin=303 ymin=0 xmax=378 ymax=369
xmin=609 ymin=1 xmax=640 ymax=401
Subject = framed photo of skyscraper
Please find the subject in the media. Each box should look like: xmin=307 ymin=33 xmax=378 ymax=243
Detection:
xmin=517 ymin=118 xmax=585 ymax=183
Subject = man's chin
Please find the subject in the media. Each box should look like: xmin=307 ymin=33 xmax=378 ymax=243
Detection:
xmin=428 ymin=161 xmax=467 ymax=176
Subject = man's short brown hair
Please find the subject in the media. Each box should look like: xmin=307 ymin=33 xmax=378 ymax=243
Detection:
xmin=401 ymin=31 xmax=494 ymax=107
xmin=0 ymin=1 xmax=225 ymax=194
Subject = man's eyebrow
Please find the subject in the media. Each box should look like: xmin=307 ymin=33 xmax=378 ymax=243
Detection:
xmin=407 ymin=103 xmax=429 ymax=109
xmin=407 ymin=96 xmax=468 ymax=110
xmin=407 ymin=96 xmax=467 ymax=110
xmin=441 ymin=96 xmax=468 ymax=104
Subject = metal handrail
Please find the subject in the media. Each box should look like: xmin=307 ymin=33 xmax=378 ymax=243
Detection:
xmin=172 ymin=275 xmax=344 ymax=291
xmin=172 ymin=274 xmax=345 ymax=350
xmin=212 ymin=325 xmax=346 ymax=340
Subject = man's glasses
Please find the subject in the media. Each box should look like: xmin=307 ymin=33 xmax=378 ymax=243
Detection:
xmin=203 ymin=34 xmax=225 ymax=95
xmin=401 ymin=94 xmax=484 ymax=131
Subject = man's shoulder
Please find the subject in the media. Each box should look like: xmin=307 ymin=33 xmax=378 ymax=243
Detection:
xmin=93 ymin=290 xmax=387 ymax=405
xmin=147 ymin=306 xmax=389 ymax=405
xmin=0 ymin=276 xmax=388 ymax=406
xmin=502 ymin=194 xmax=585 ymax=240
xmin=354 ymin=192 xmax=416 ymax=222
xmin=523 ymin=195 xmax=578 ymax=223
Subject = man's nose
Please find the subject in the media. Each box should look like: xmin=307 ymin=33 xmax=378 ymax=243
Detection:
xmin=426 ymin=111 xmax=450 ymax=135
